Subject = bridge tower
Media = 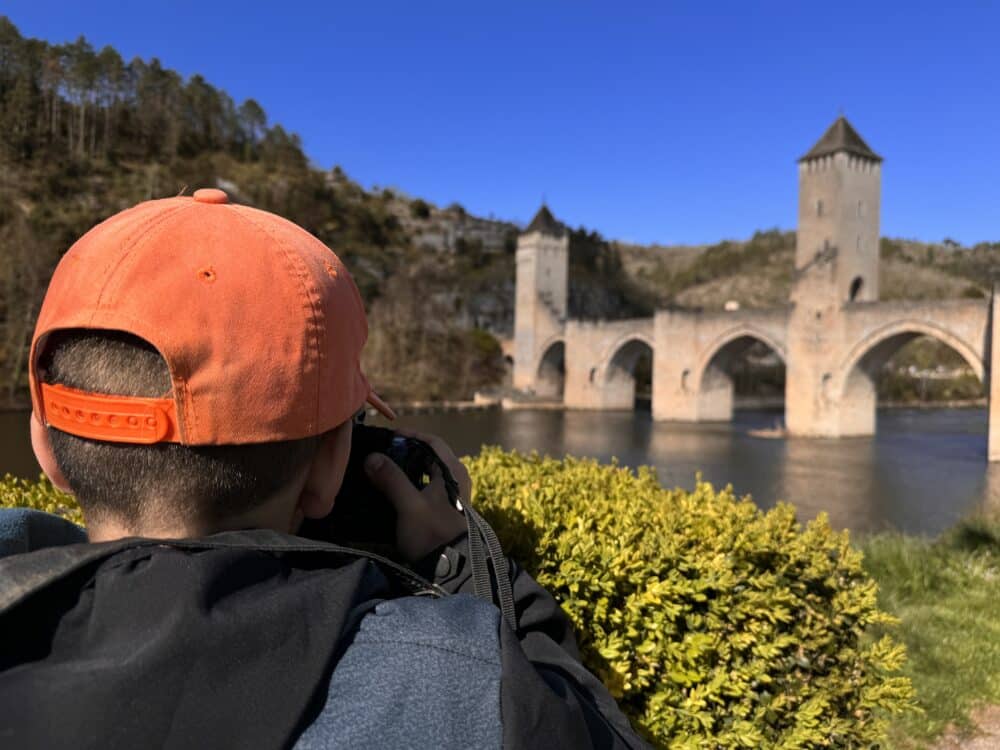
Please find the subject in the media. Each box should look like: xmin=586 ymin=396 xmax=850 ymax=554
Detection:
xmin=792 ymin=115 xmax=882 ymax=307
xmin=786 ymin=116 xmax=883 ymax=435
xmin=512 ymin=205 xmax=569 ymax=394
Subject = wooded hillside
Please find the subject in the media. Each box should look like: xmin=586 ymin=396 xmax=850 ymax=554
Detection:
xmin=0 ymin=18 xmax=513 ymax=405
xmin=2 ymin=17 xmax=998 ymax=406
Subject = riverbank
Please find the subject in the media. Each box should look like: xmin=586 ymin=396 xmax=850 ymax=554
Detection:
xmin=4 ymin=396 xmax=988 ymax=416
xmin=373 ymin=395 xmax=566 ymax=415
xmin=380 ymin=399 xmax=499 ymax=416
xmin=733 ymin=396 xmax=987 ymax=411
xmin=880 ymin=397 xmax=986 ymax=410
xmin=380 ymin=398 xmax=987 ymax=416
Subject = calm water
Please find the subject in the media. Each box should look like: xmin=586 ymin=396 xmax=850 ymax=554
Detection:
xmin=3 ymin=407 xmax=996 ymax=536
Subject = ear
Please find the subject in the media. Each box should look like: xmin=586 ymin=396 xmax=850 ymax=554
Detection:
xmin=297 ymin=419 xmax=353 ymax=520
xmin=30 ymin=412 xmax=73 ymax=494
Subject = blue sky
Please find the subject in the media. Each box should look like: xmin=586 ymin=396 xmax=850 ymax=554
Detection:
xmin=6 ymin=2 xmax=998 ymax=245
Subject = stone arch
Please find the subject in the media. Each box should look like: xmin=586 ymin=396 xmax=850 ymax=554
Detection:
xmin=832 ymin=320 xmax=984 ymax=435
xmin=597 ymin=334 xmax=655 ymax=410
xmin=693 ymin=327 xmax=788 ymax=421
xmin=598 ymin=333 xmax=655 ymax=381
xmin=535 ymin=338 xmax=566 ymax=399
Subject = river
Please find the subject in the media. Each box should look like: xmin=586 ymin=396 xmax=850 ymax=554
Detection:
xmin=2 ymin=406 xmax=996 ymax=536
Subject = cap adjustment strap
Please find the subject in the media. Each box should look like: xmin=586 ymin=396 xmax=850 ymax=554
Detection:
xmin=40 ymin=383 xmax=180 ymax=444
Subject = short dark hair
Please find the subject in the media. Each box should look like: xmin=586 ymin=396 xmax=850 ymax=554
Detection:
xmin=41 ymin=330 xmax=319 ymax=528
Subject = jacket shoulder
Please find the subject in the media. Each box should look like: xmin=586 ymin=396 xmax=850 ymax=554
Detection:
xmin=0 ymin=508 xmax=86 ymax=558
xmin=295 ymin=594 xmax=502 ymax=750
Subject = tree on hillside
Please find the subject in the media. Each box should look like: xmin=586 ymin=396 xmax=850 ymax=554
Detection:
xmin=410 ymin=198 xmax=432 ymax=219
xmin=0 ymin=19 xmax=313 ymax=169
xmin=95 ymin=45 xmax=126 ymax=159
xmin=238 ymin=98 xmax=267 ymax=159
xmin=568 ymin=228 xmax=656 ymax=320
xmin=0 ymin=209 xmax=61 ymax=404
xmin=0 ymin=18 xmax=373 ymax=405
xmin=364 ymin=260 xmax=505 ymax=401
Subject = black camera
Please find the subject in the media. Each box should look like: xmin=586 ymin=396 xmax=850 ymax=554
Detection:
xmin=298 ymin=424 xmax=460 ymax=556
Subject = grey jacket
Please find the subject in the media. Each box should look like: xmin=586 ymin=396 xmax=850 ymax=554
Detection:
xmin=0 ymin=508 xmax=648 ymax=749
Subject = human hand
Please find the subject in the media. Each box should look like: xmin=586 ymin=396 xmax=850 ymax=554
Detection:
xmin=363 ymin=430 xmax=471 ymax=562
xmin=394 ymin=428 xmax=473 ymax=502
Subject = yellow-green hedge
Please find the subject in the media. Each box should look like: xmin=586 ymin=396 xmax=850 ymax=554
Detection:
xmin=0 ymin=473 xmax=83 ymax=525
xmin=467 ymin=448 xmax=914 ymax=748
xmin=1 ymin=450 xmax=914 ymax=747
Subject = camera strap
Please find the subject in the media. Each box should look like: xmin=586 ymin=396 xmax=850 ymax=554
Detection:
xmin=463 ymin=504 xmax=517 ymax=630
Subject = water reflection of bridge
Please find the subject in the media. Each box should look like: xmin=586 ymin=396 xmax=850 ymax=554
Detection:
xmin=512 ymin=117 xmax=1000 ymax=460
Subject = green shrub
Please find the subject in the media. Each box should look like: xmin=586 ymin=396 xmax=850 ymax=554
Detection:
xmin=0 ymin=452 xmax=915 ymax=747
xmin=0 ymin=473 xmax=82 ymax=525
xmin=467 ymin=448 xmax=915 ymax=748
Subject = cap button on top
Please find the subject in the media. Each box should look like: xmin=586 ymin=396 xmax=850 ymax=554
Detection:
xmin=192 ymin=188 xmax=229 ymax=205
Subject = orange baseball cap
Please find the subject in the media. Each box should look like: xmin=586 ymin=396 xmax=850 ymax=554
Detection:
xmin=29 ymin=188 xmax=394 ymax=446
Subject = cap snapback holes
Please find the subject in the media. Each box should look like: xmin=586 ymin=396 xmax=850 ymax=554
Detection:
xmin=197 ymin=266 xmax=217 ymax=284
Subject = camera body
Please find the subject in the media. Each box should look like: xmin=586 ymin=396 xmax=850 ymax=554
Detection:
xmin=298 ymin=424 xmax=459 ymax=555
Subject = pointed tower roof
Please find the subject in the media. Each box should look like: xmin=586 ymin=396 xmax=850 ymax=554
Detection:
xmin=524 ymin=204 xmax=565 ymax=237
xmin=799 ymin=116 xmax=882 ymax=162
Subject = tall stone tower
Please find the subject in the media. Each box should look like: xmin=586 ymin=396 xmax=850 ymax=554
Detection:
xmin=786 ymin=116 xmax=882 ymax=435
xmin=512 ymin=205 xmax=569 ymax=391
xmin=792 ymin=116 xmax=882 ymax=306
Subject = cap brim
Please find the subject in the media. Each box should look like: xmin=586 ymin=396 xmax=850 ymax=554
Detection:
xmin=366 ymin=389 xmax=396 ymax=420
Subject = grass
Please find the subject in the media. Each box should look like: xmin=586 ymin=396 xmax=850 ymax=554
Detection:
xmin=861 ymin=516 xmax=1000 ymax=748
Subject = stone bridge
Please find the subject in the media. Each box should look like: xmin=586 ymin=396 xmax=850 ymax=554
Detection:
xmin=512 ymin=117 xmax=1000 ymax=460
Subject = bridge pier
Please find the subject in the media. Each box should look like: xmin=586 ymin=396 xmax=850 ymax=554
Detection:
xmin=784 ymin=301 xmax=847 ymax=437
xmin=651 ymin=310 xmax=702 ymax=421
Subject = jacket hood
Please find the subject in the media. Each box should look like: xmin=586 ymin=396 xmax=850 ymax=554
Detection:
xmin=0 ymin=531 xmax=434 ymax=750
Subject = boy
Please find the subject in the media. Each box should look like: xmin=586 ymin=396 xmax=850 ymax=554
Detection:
xmin=0 ymin=189 xmax=646 ymax=749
